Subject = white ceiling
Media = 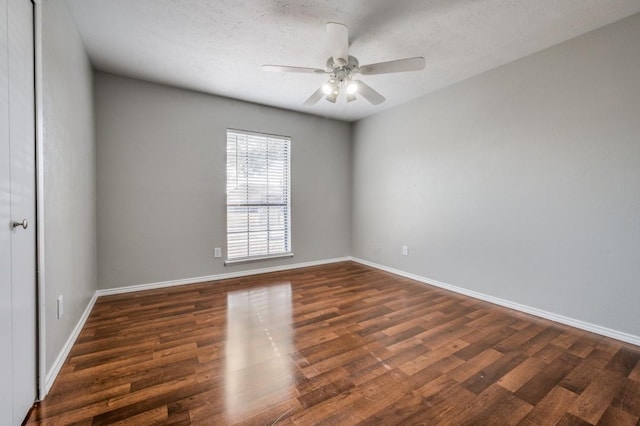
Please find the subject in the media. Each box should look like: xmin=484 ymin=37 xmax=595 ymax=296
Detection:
xmin=65 ymin=0 xmax=640 ymax=122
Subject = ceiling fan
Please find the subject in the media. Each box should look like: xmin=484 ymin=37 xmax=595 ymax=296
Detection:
xmin=262 ymin=22 xmax=425 ymax=106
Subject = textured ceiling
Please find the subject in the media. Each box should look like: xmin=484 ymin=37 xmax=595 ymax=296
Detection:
xmin=65 ymin=0 xmax=640 ymax=122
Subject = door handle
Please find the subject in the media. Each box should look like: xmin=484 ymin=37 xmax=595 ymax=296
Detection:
xmin=12 ymin=219 xmax=28 ymax=230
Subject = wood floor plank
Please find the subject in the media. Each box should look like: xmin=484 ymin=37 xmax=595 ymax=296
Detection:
xmin=597 ymin=405 xmax=639 ymax=425
xmin=400 ymin=379 xmax=477 ymax=425
xmin=567 ymin=368 xmax=626 ymax=424
xmin=450 ymin=348 xmax=503 ymax=383
xmin=629 ymin=361 xmax=640 ymax=382
xmin=606 ymin=347 xmax=640 ymax=376
xmin=462 ymin=351 xmax=528 ymax=394
xmin=497 ymin=356 xmax=546 ymax=393
xmin=610 ymin=377 xmax=640 ymax=417
xmin=462 ymin=389 xmax=532 ymax=425
xmin=560 ymin=358 xmax=604 ymax=395
xmin=515 ymin=353 xmax=582 ymax=406
xmin=25 ymin=261 xmax=640 ymax=425
xmin=520 ymin=385 xmax=579 ymax=425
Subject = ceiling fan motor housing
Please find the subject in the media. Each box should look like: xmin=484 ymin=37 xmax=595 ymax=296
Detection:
xmin=326 ymin=55 xmax=359 ymax=81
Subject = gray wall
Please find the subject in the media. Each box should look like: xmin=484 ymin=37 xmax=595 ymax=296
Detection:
xmin=352 ymin=14 xmax=640 ymax=336
xmin=41 ymin=0 xmax=97 ymax=372
xmin=95 ymin=72 xmax=351 ymax=289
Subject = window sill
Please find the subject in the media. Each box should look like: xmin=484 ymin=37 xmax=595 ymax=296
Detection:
xmin=224 ymin=252 xmax=294 ymax=266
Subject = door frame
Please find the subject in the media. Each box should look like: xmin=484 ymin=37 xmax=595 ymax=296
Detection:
xmin=33 ymin=0 xmax=47 ymax=400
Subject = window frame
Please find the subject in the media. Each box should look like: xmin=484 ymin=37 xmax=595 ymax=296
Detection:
xmin=224 ymin=128 xmax=293 ymax=265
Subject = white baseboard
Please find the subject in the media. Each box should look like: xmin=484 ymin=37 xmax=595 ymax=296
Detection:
xmin=45 ymin=255 xmax=637 ymax=399
xmin=43 ymin=257 xmax=350 ymax=397
xmin=42 ymin=291 xmax=99 ymax=397
xmin=350 ymin=257 xmax=640 ymax=347
xmin=96 ymin=257 xmax=351 ymax=297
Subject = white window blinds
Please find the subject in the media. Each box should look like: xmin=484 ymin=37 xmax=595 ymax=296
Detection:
xmin=226 ymin=129 xmax=291 ymax=261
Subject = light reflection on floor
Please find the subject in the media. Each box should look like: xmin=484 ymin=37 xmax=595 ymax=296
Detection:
xmin=224 ymin=282 xmax=295 ymax=421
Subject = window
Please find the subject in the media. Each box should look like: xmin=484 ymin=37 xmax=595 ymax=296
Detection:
xmin=226 ymin=129 xmax=291 ymax=263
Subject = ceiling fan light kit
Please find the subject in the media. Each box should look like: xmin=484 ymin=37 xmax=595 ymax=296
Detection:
xmin=262 ymin=22 xmax=425 ymax=106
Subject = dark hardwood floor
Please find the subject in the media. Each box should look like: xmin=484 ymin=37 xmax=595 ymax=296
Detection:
xmin=27 ymin=262 xmax=640 ymax=425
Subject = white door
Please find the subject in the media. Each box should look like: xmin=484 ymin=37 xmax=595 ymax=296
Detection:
xmin=1 ymin=0 xmax=37 ymax=423
xmin=0 ymin=0 xmax=13 ymax=417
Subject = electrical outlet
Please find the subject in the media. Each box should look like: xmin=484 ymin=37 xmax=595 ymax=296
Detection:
xmin=57 ymin=295 xmax=64 ymax=319
xmin=402 ymin=245 xmax=409 ymax=256
xmin=214 ymin=247 xmax=222 ymax=258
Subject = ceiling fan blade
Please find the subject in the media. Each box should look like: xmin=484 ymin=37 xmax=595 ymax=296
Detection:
xmin=303 ymin=87 xmax=325 ymax=106
xmin=262 ymin=65 xmax=326 ymax=74
xmin=356 ymin=81 xmax=385 ymax=105
xmin=326 ymin=22 xmax=349 ymax=63
xmin=358 ymin=57 xmax=425 ymax=75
